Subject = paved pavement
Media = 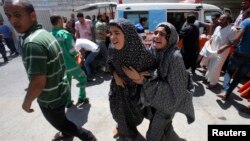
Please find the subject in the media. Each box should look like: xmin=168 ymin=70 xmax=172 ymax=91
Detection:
xmin=0 ymin=55 xmax=250 ymax=141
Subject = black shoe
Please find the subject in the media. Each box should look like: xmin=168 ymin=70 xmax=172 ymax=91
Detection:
xmin=66 ymin=100 xmax=74 ymax=108
xmin=87 ymin=78 xmax=96 ymax=82
xmin=79 ymin=128 xmax=97 ymax=141
xmin=76 ymin=98 xmax=89 ymax=106
xmin=52 ymin=132 xmax=73 ymax=141
xmin=3 ymin=56 xmax=8 ymax=62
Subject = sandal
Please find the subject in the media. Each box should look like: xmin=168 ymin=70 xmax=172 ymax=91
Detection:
xmin=52 ymin=132 xmax=72 ymax=141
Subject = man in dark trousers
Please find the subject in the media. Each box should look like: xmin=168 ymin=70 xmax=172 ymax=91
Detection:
xmin=179 ymin=14 xmax=200 ymax=74
xmin=3 ymin=0 xmax=96 ymax=140
xmin=218 ymin=9 xmax=250 ymax=107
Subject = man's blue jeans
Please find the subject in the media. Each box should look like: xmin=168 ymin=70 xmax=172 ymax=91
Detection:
xmin=223 ymin=53 xmax=250 ymax=95
xmin=97 ymin=42 xmax=108 ymax=67
xmin=83 ymin=51 xmax=99 ymax=78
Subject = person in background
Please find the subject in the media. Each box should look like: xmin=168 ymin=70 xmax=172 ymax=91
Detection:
xmin=91 ymin=15 xmax=97 ymax=42
xmin=50 ymin=15 xmax=89 ymax=107
xmin=211 ymin=13 xmax=221 ymax=33
xmin=92 ymin=15 xmax=96 ymax=24
xmin=62 ymin=16 xmax=67 ymax=28
xmin=0 ymin=19 xmax=19 ymax=56
xmin=234 ymin=0 xmax=250 ymax=29
xmin=181 ymin=13 xmax=213 ymax=67
xmin=75 ymin=38 xmax=100 ymax=82
xmin=85 ymin=15 xmax=91 ymax=20
xmin=94 ymin=14 xmax=108 ymax=71
xmin=135 ymin=17 xmax=148 ymax=34
xmin=182 ymin=14 xmax=213 ymax=36
xmin=123 ymin=22 xmax=195 ymax=141
xmin=218 ymin=9 xmax=250 ymax=101
xmin=179 ymin=14 xmax=200 ymax=75
xmin=65 ymin=20 xmax=76 ymax=41
xmin=69 ymin=13 xmax=76 ymax=34
xmin=108 ymin=18 xmax=156 ymax=140
xmin=75 ymin=12 xmax=92 ymax=40
xmin=204 ymin=14 xmax=237 ymax=89
xmin=0 ymin=34 xmax=8 ymax=62
xmin=197 ymin=13 xmax=221 ymax=68
xmin=223 ymin=7 xmax=233 ymax=23
xmin=3 ymin=1 xmax=96 ymax=141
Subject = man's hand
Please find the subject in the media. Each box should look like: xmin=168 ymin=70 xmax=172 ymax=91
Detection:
xmin=22 ymin=75 xmax=46 ymax=113
xmin=22 ymin=100 xmax=34 ymax=113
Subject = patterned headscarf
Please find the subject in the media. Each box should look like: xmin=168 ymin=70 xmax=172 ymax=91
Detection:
xmin=156 ymin=22 xmax=179 ymax=49
xmin=109 ymin=18 xmax=145 ymax=53
xmin=108 ymin=18 xmax=156 ymax=80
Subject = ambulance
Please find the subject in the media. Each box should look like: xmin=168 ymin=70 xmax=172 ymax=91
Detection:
xmin=115 ymin=3 xmax=222 ymax=47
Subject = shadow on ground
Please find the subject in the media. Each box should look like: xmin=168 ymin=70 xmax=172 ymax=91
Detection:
xmin=216 ymin=96 xmax=250 ymax=119
xmin=59 ymin=104 xmax=91 ymax=141
xmin=86 ymin=71 xmax=112 ymax=87
xmin=192 ymin=74 xmax=206 ymax=97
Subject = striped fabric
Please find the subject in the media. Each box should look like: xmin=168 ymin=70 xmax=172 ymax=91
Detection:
xmin=22 ymin=25 xmax=69 ymax=109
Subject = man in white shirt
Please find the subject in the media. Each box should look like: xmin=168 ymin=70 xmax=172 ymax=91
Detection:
xmin=204 ymin=14 xmax=237 ymax=89
xmin=75 ymin=39 xmax=100 ymax=81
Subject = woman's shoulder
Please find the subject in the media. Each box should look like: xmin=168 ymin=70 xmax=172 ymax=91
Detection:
xmin=167 ymin=46 xmax=182 ymax=58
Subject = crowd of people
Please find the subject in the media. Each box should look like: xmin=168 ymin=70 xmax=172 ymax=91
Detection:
xmin=1 ymin=0 xmax=250 ymax=141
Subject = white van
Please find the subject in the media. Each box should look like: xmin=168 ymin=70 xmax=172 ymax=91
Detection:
xmin=115 ymin=3 xmax=222 ymax=33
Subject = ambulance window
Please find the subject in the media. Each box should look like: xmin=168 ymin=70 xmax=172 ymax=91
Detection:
xmin=167 ymin=12 xmax=198 ymax=33
xmin=124 ymin=11 xmax=149 ymax=29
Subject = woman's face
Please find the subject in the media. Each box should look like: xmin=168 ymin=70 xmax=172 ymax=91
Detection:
xmin=152 ymin=26 xmax=168 ymax=49
xmin=109 ymin=25 xmax=125 ymax=50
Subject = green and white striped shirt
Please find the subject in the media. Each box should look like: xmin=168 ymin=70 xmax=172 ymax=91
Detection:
xmin=22 ymin=24 xmax=69 ymax=109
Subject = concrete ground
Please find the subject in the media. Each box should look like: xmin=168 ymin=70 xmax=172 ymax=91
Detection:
xmin=0 ymin=55 xmax=249 ymax=141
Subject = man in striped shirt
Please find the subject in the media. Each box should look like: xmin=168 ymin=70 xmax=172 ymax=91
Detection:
xmin=3 ymin=0 xmax=96 ymax=141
